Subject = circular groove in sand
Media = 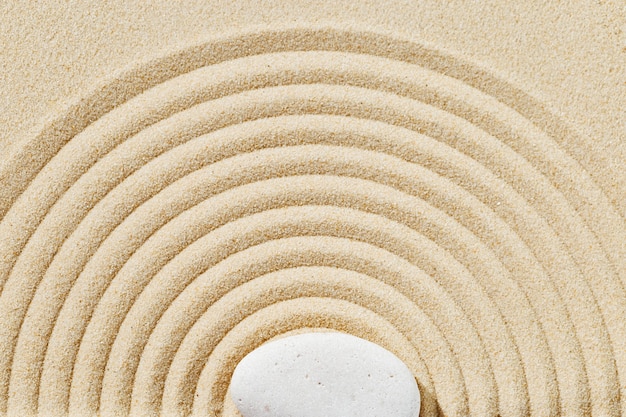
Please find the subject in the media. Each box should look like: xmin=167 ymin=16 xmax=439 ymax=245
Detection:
xmin=129 ymin=237 xmax=487 ymax=415
xmin=105 ymin=210 xmax=498 ymax=416
xmin=0 ymin=27 xmax=624 ymax=417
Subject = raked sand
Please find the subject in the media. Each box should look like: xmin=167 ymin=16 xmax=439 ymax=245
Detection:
xmin=0 ymin=4 xmax=625 ymax=417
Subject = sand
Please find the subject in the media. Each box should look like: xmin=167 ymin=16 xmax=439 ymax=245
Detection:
xmin=0 ymin=3 xmax=625 ymax=417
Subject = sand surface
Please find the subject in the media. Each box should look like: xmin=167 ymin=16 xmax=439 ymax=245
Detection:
xmin=0 ymin=2 xmax=625 ymax=417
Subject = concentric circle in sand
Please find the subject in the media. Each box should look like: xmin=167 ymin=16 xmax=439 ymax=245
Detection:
xmin=0 ymin=27 xmax=624 ymax=417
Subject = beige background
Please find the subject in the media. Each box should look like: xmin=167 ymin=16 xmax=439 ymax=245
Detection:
xmin=0 ymin=2 xmax=625 ymax=416
xmin=1 ymin=0 xmax=624 ymax=155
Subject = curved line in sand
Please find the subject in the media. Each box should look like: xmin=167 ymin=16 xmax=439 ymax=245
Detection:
xmin=193 ymin=296 xmax=457 ymax=417
xmin=120 ymin=226 xmax=498 ymax=414
xmin=0 ymin=26 xmax=624 ymax=417
xmin=1 ymin=52 xmax=610 ymax=290
xmin=29 ymin=118 xmax=620 ymax=414
xmin=169 ymin=267 xmax=465 ymax=416
xmin=75 ymin=193 xmax=516 ymax=416
xmin=129 ymin=237 xmax=490 ymax=415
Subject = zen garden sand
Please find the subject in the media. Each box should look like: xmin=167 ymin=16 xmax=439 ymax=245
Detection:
xmin=0 ymin=2 xmax=624 ymax=416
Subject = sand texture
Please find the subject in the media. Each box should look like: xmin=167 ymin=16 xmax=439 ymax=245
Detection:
xmin=0 ymin=3 xmax=625 ymax=417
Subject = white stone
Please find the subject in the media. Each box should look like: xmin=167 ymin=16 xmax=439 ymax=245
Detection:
xmin=230 ymin=332 xmax=420 ymax=417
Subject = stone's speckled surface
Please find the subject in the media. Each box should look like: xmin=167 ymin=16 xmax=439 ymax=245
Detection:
xmin=230 ymin=332 xmax=420 ymax=417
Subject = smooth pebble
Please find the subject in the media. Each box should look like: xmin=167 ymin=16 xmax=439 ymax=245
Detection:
xmin=230 ymin=332 xmax=420 ymax=417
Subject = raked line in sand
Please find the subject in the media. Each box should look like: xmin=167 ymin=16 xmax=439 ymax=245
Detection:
xmin=0 ymin=26 xmax=625 ymax=417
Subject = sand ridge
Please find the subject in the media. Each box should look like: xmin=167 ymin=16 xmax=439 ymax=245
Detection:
xmin=0 ymin=26 xmax=625 ymax=417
